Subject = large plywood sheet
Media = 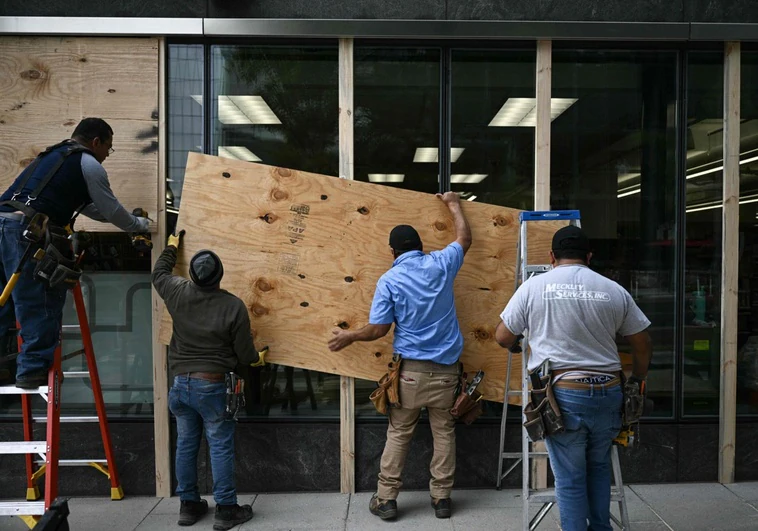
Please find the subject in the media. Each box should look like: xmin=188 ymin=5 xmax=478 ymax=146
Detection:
xmin=160 ymin=153 xmax=564 ymax=402
xmin=0 ymin=37 xmax=159 ymax=232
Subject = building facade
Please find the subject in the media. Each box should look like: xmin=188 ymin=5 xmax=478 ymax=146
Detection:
xmin=2 ymin=1 xmax=758 ymax=498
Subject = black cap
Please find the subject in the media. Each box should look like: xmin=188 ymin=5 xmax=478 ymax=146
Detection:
xmin=552 ymin=225 xmax=591 ymax=253
xmin=189 ymin=250 xmax=224 ymax=287
xmin=389 ymin=225 xmax=422 ymax=252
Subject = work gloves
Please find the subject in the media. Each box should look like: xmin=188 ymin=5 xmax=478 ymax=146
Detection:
xmin=167 ymin=230 xmax=185 ymax=250
xmin=130 ymin=208 xmax=153 ymax=253
xmin=250 ymin=346 xmax=268 ymax=368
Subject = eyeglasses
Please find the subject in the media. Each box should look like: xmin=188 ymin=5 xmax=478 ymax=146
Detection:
xmin=108 ymin=147 xmax=115 ymax=155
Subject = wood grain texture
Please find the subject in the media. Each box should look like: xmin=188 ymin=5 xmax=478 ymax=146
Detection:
xmin=719 ymin=41 xmax=740 ymax=485
xmin=534 ymin=40 xmax=551 ymax=212
xmin=152 ymin=38 xmax=171 ymax=498
xmin=160 ymin=153 xmax=563 ymax=403
xmin=338 ymin=37 xmax=355 ymax=495
xmin=0 ymin=36 xmax=159 ymax=232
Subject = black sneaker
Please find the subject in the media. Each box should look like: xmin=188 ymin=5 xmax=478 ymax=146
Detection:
xmin=431 ymin=497 xmax=451 ymax=519
xmin=213 ymin=503 xmax=253 ymax=531
xmin=15 ymin=370 xmax=48 ymax=389
xmin=178 ymin=499 xmax=208 ymax=526
xmin=369 ymin=494 xmax=397 ymax=520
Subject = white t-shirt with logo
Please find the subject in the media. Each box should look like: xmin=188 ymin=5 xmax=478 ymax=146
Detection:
xmin=499 ymin=264 xmax=651 ymax=372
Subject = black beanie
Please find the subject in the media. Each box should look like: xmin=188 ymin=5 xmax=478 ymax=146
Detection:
xmin=189 ymin=250 xmax=224 ymax=287
xmin=389 ymin=225 xmax=422 ymax=252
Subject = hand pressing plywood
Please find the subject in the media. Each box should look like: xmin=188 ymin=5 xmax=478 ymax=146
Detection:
xmin=160 ymin=153 xmax=563 ymax=402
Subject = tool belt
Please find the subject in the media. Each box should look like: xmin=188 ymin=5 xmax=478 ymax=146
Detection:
xmin=621 ymin=373 xmax=646 ymax=426
xmin=369 ymin=354 xmax=401 ymax=415
xmin=33 ymin=223 xmax=82 ymax=291
xmin=224 ymin=372 xmax=246 ymax=420
xmin=523 ymin=370 xmax=565 ymax=442
xmin=451 ymin=365 xmax=484 ymax=425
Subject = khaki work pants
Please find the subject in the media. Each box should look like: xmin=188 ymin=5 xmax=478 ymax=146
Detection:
xmin=376 ymin=365 xmax=458 ymax=500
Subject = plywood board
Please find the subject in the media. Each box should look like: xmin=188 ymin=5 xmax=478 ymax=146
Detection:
xmin=160 ymin=153 xmax=564 ymax=402
xmin=0 ymin=36 xmax=159 ymax=232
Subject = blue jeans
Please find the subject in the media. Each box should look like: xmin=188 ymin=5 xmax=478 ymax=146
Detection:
xmin=169 ymin=375 xmax=237 ymax=506
xmin=0 ymin=218 xmax=67 ymax=378
xmin=545 ymin=384 xmax=623 ymax=531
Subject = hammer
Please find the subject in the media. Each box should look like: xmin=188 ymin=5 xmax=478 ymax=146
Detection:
xmin=0 ymin=213 xmax=49 ymax=306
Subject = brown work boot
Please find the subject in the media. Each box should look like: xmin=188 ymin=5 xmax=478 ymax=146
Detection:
xmin=369 ymin=494 xmax=397 ymax=520
xmin=431 ymin=497 xmax=452 ymax=519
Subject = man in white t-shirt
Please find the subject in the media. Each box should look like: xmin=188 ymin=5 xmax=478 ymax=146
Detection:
xmin=495 ymin=225 xmax=652 ymax=531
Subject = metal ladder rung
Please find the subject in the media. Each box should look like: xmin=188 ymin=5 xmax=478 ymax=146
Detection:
xmin=61 ymin=324 xmax=81 ymax=330
xmin=501 ymin=452 xmax=548 ymax=458
xmin=35 ymin=459 xmax=107 ymax=466
xmin=528 ymin=487 xmax=626 ymax=505
xmin=0 ymin=501 xmax=46 ymax=516
xmin=63 ymin=371 xmax=90 ymax=378
xmin=0 ymin=385 xmax=49 ymax=395
xmin=33 ymin=416 xmax=99 ymax=423
xmin=0 ymin=441 xmax=47 ymax=454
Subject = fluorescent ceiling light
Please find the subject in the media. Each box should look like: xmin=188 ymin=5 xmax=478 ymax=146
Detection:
xmin=617 ymin=172 xmax=641 ymax=185
xmin=191 ymin=94 xmax=281 ymax=125
xmin=489 ymin=98 xmax=578 ymax=127
xmin=217 ymin=146 xmax=261 ymax=162
xmin=686 ymin=194 xmax=758 ymax=213
xmin=368 ymin=174 xmax=405 ymax=183
xmin=451 ymin=174 xmax=488 ymax=184
xmin=686 ymin=154 xmax=758 ymax=180
xmin=617 ymin=187 xmax=642 ymax=199
xmin=466 ymin=195 xmax=477 ymax=202
xmin=413 ymin=147 xmax=465 ymax=163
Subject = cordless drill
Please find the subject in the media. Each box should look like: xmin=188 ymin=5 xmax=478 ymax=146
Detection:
xmin=131 ymin=208 xmax=153 ymax=254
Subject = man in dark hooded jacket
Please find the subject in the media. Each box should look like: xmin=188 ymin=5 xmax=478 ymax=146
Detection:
xmin=152 ymin=229 xmax=265 ymax=531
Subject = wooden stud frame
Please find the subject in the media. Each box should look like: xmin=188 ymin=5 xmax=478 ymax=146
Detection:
xmin=531 ymin=40 xmax=552 ymax=490
xmin=719 ymin=41 xmax=740 ymax=485
xmin=338 ymin=38 xmax=356 ymax=494
xmin=152 ymin=37 xmax=171 ymax=497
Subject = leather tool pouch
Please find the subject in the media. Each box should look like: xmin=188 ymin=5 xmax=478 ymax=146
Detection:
xmin=369 ymin=355 xmax=401 ymax=415
xmin=451 ymin=369 xmax=484 ymax=425
xmin=523 ymin=372 xmax=565 ymax=442
xmin=224 ymin=372 xmax=246 ymax=420
xmin=33 ymin=225 xmax=81 ymax=291
xmin=621 ymin=372 xmax=645 ymax=425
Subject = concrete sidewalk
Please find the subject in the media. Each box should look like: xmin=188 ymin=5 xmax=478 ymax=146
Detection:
xmin=2 ymin=483 xmax=758 ymax=530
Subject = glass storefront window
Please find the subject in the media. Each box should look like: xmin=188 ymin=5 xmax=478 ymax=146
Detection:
xmin=354 ymin=47 xmax=441 ymax=194
xmin=208 ymin=44 xmax=341 ymax=419
xmin=168 ymin=44 xmax=204 ymax=219
xmin=737 ymin=50 xmax=758 ymax=415
xmin=451 ymin=48 xmax=536 ymax=209
xmin=0 ymin=234 xmax=153 ymax=418
xmin=551 ymin=49 xmax=678 ymax=418
xmin=683 ymin=52 xmax=723 ymax=417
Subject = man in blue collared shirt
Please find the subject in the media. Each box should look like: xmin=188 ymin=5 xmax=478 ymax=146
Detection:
xmin=328 ymin=192 xmax=471 ymax=521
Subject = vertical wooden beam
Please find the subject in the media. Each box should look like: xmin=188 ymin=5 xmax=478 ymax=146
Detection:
xmin=531 ymin=40 xmax=552 ymax=489
xmin=152 ymin=37 xmax=171 ymax=498
xmin=338 ymin=38 xmax=355 ymax=495
xmin=719 ymin=41 xmax=740 ymax=485
xmin=534 ymin=40 xmax=552 ymax=212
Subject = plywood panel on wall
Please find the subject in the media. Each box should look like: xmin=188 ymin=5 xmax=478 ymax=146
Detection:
xmin=160 ymin=154 xmax=564 ymax=403
xmin=0 ymin=36 xmax=159 ymax=232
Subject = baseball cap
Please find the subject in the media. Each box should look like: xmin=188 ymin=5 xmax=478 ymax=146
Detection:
xmin=189 ymin=250 xmax=224 ymax=287
xmin=389 ymin=225 xmax=422 ymax=252
xmin=551 ymin=225 xmax=591 ymax=253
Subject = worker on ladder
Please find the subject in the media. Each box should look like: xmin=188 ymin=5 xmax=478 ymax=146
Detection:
xmin=0 ymin=118 xmax=150 ymax=388
xmin=494 ymin=225 xmax=653 ymax=531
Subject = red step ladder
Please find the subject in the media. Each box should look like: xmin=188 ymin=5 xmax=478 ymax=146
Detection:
xmin=0 ymin=282 xmax=123 ymax=528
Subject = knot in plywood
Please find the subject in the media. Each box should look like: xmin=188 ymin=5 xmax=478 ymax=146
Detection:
xmin=357 ymin=206 xmax=370 ymax=215
xmin=20 ymin=69 xmax=42 ymax=80
xmin=255 ymin=278 xmax=273 ymax=292
xmin=434 ymin=220 xmax=448 ymax=232
xmin=259 ymin=213 xmax=277 ymax=224
xmin=473 ymin=328 xmax=491 ymax=341
xmin=271 ymin=189 xmax=289 ymax=201
xmin=276 ymin=168 xmax=292 ymax=178
xmin=249 ymin=303 xmax=269 ymax=317
xmin=493 ymin=215 xmax=508 ymax=227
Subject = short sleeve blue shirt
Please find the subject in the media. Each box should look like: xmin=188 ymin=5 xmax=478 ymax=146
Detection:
xmin=369 ymin=242 xmax=465 ymax=365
